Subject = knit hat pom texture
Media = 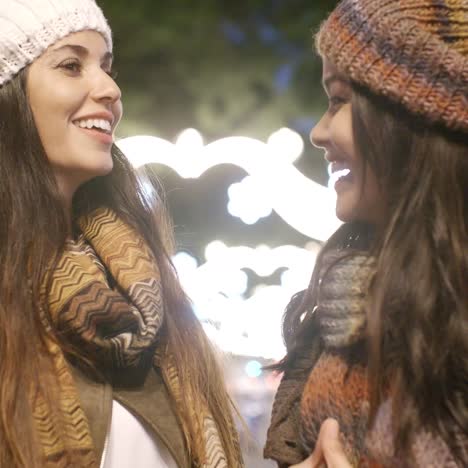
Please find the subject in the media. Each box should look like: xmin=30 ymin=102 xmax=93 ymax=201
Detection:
xmin=317 ymin=0 xmax=468 ymax=133
xmin=0 ymin=0 xmax=112 ymax=86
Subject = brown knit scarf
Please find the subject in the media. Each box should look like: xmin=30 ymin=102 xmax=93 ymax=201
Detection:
xmin=264 ymin=247 xmax=374 ymax=467
xmin=265 ymin=241 xmax=467 ymax=467
xmin=34 ymin=208 xmax=238 ymax=467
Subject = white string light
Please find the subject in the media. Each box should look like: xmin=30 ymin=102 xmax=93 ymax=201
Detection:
xmin=117 ymin=128 xmax=341 ymax=241
xmin=117 ymin=129 xmax=339 ymax=360
xmin=172 ymin=244 xmax=318 ymax=359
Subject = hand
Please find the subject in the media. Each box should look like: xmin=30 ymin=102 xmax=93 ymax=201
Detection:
xmin=289 ymin=419 xmax=352 ymax=468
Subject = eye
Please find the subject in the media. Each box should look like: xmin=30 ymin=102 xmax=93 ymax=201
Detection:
xmin=59 ymin=59 xmax=82 ymax=74
xmin=328 ymin=96 xmax=347 ymax=114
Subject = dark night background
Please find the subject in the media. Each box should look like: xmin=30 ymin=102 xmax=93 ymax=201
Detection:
xmin=98 ymin=0 xmax=339 ymax=260
xmin=97 ymin=1 xmax=339 ymax=465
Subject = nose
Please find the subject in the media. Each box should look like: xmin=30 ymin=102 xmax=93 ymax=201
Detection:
xmin=91 ymin=69 xmax=122 ymax=105
xmin=310 ymin=114 xmax=329 ymax=151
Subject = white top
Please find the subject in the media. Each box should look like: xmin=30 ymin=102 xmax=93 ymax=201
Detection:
xmin=101 ymin=400 xmax=178 ymax=468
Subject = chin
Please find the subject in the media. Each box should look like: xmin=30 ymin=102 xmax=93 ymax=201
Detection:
xmin=95 ymin=162 xmax=114 ymax=176
xmin=76 ymin=163 xmax=113 ymax=189
xmin=335 ymin=193 xmax=372 ymax=224
xmin=88 ymin=156 xmax=114 ymax=177
xmin=336 ymin=204 xmax=381 ymax=227
xmin=335 ymin=202 xmax=356 ymax=223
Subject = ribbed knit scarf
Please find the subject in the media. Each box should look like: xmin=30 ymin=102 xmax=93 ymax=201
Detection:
xmin=265 ymin=243 xmax=467 ymax=467
xmin=264 ymin=248 xmax=373 ymax=467
xmin=34 ymin=208 xmax=235 ymax=467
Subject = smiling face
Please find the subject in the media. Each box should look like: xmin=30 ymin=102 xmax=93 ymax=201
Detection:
xmin=26 ymin=30 xmax=122 ymax=202
xmin=310 ymin=58 xmax=385 ymax=226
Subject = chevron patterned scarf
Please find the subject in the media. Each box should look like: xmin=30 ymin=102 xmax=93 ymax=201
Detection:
xmin=34 ymin=208 xmax=234 ymax=467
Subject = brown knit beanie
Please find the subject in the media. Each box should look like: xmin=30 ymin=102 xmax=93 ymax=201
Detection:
xmin=316 ymin=0 xmax=468 ymax=134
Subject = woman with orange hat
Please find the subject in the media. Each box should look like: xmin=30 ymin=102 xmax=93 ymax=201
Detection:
xmin=265 ymin=1 xmax=468 ymax=467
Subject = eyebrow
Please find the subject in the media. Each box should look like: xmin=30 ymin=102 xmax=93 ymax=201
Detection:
xmin=50 ymin=44 xmax=113 ymax=63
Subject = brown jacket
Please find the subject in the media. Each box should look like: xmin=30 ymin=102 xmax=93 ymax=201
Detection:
xmin=71 ymin=365 xmax=191 ymax=468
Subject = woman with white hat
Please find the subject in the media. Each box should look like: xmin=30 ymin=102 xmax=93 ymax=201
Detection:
xmin=0 ymin=1 xmax=243 ymax=467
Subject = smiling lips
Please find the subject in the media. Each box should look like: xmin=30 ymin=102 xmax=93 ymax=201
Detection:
xmin=73 ymin=118 xmax=114 ymax=145
xmin=329 ymin=161 xmax=352 ymax=189
xmin=74 ymin=118 xmax=112 ymax=133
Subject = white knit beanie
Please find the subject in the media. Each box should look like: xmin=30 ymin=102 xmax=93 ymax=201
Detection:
xmin=0 ymin=0 xmax=112 ymax=87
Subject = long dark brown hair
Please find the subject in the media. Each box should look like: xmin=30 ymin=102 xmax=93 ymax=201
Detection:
xmin=278 ymin=86 xmax=467 ymax=464
xmin=353 ymin=86 xmax=468 ymax=464
xmin=0 ymin=69 xmax=240 ymax=466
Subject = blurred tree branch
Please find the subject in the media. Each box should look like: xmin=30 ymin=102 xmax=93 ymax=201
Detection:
xmin=99 ymin=0 xmax=338 ymax=182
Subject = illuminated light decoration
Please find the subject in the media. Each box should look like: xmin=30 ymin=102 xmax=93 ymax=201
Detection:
xmin=203 ymin=241 xmax=318 ymax=279
xmin=117 ymin=129 xmax=339 ymax=358
xmin=227 ymin=175 xmax=273 ymax=225
xmin=176 ymin=127 xmax=204 ymax=149
xmin=172 ymin=243 xmax=318 ymax=359
xmin=267 ymin=127 xmax=304 ymax=163
xmin=117 ymin=128 xmax=341 ymax=241
xmin=245 ymin=360 xmax=263 ymax=378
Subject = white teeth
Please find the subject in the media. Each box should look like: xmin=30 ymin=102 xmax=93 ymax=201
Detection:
xmin=329 ymin=168 xmax=351 ymax=187
xmin=334 ymin=168 xmax=351 ymax=179
xmin=74 ymin=118 xmax=112 ymax=133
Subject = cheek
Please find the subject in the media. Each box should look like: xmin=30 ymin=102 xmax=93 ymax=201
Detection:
xmin=363 ymin=169 xmax=385 ymax=211
xmin=33 ymin=88 xmax=76 ymax=121
xmin=28 ymin=73 xmax=83 ymax=129
xmin=353 ymin=166 xmax=386 ymax=224
xmin=29 ymin=87 xmax=82 ymax=159
xmin=27 ymin=82 xmax=57 ymax=154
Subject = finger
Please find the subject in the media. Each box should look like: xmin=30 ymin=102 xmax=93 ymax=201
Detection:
xmin=308 ymin=445 xmax=324 ymax=468
xmin=288 ymin=454 xmax=313 ymax=468
xmin=288 ymin=453 xmax=325 ymax=468
xmin=319 ymin=419 xmax=353 ymax=468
